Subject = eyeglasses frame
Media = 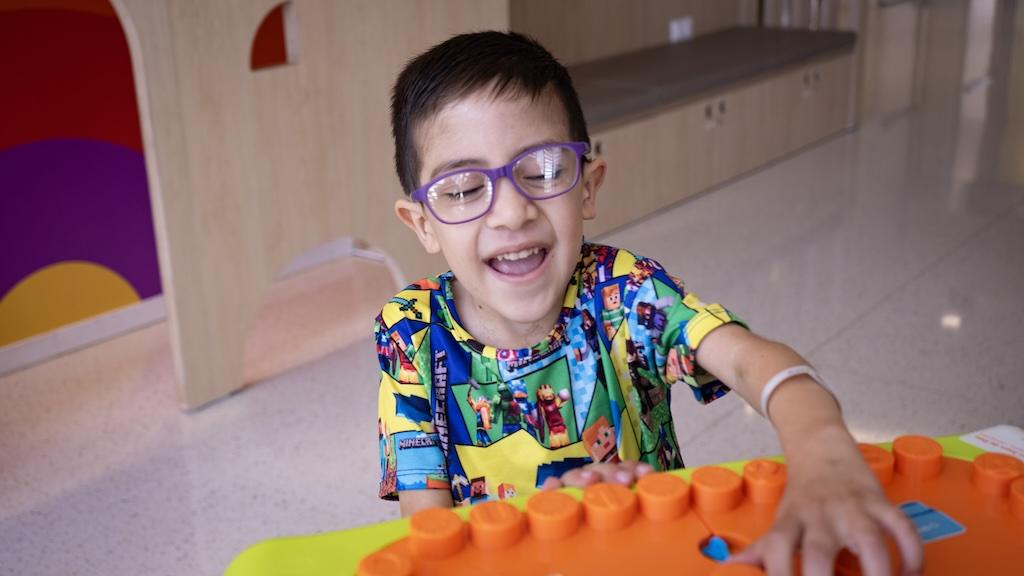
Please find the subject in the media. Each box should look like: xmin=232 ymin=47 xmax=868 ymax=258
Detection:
xmin=410 ymin=141 xmax=591 ymax=225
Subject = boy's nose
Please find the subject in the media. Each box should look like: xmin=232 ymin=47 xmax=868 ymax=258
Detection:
xmin=484 ymin=177 xmax=538 ymax=230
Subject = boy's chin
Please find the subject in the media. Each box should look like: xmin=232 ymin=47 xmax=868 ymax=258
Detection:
xmin=489 ymin=293 xmax=562 ymax=329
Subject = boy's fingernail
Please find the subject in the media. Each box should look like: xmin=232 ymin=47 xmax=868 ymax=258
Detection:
xmin=616 ymin=470 xmax=632 ymax=483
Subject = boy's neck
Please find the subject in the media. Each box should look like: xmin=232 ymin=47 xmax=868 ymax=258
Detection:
xmin=451 ymin=278 xmax=561 ymax=350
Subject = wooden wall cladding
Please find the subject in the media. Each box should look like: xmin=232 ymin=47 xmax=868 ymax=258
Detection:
xmin=510 ymin=0 xmax=741 ymax=65
xmin=113 ymin=0 xmax=508 ymax=408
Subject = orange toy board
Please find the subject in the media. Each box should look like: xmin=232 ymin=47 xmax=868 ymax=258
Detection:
xmin=356 ymin=436 xmax=1024 ymax=576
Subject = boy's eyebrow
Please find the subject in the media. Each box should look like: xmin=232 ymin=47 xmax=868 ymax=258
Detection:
xmin=427 ymin=139 xmax=563 ymax=180
xmin=429 ymin=158 xmax=485 ymax=180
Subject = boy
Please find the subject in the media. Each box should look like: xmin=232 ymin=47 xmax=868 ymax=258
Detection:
xmin=375 ymin=31 xmax=922 ymax=575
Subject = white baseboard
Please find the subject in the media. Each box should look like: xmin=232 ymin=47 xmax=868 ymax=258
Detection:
xmin=0 ymin=295 xmax=167 ymax=377
xmin=280 ymin=236 xmax=355 ymax=278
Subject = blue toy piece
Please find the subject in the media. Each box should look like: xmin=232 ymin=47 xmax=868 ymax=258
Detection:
xmin=701 ymin=535 xmax=731 ymax=562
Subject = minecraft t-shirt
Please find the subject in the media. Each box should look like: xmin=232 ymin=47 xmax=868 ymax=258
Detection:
xmin=376 ymin=242 xmax=744 ymax=505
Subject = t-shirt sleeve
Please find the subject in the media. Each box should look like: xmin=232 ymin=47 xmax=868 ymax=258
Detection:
xmin=654 ymin=273 xmax=746 ymax=404
xmin=375 ymin=314 xmax=449 ymax=500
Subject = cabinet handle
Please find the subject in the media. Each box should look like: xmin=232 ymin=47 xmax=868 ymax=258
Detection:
xmin=704 ymin=103 xmax=716 ymax=129
xmin=594 ymin=140 xmax=603 ymax=155
xmin=718 ymin=99 xmax=727 ymax=114
xmin=801 ymin=70 xmax=813 ymax=98
xmin=813 ymin=69 xmax=821 ymax=84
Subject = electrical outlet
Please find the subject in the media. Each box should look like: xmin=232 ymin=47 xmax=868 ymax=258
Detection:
xmin=669 ymin=16 xmax=693 ymax=43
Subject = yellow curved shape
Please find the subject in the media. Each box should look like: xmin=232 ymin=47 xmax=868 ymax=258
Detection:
xmin=0 ymin=261 xmax=140 ymax=346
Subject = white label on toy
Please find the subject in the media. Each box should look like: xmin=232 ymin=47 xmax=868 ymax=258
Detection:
xmin=960 ymin=424 xmax=1024 ymax=459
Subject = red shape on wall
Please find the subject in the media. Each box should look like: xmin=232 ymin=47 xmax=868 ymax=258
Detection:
xmin=0 ymin=7 xmax=141 ymax=152
xmin=251 ymin=2 xmax=294 ymax=71
xmin=0 ymin=0 xmax=115 ymax=17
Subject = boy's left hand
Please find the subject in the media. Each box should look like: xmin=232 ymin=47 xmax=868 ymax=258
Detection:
xmin=727 ymin=425 xmax=924 ymax=576
xmin=540 ymin=460 xmax=653 ymax=490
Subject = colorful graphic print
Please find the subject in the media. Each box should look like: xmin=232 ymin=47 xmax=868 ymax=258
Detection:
xmin=376 ymin=243 xmax=743 ymax=504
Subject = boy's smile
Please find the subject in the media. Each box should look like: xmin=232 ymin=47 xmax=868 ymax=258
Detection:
xmin=395 ymin=86 xmax=605 ymax=349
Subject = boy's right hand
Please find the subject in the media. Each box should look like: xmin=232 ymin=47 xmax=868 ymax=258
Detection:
xmin=540 ymin=460 xmax=654 ymax=490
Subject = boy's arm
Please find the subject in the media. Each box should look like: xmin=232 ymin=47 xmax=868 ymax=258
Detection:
xmin=398 ymin=489 xmax=454 ymax=518
xmin=696 ymin=323 xmax=923 ymax=575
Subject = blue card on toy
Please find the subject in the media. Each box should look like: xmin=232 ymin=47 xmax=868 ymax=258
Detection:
xmin=899 ymin=501 xmax=966 ymax=543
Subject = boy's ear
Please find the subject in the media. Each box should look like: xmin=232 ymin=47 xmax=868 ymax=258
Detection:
xmin=394 ymin=198 xmax=441 ymax=254
xmin=580 ymin=157 xmax=605 ymax=220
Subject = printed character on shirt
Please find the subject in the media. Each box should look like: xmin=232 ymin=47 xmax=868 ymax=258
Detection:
xmin=536 ymin=383 xmax=571 ymax=448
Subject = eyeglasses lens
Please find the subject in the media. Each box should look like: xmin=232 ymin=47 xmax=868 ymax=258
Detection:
xmin=426 ymin=172 xmax=493 ymax=223
xmin=425 ymin=144 xmax=581 ymax=224
xmin=513 ymin=145 xmax=578 ymax=198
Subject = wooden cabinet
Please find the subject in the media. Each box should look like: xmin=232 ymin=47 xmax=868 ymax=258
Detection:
xmin=586 ymin=52 xmax=852 ymax=237
xmin=585 ymin=100 xmax=701 ymax=233
xmin=810 ymin=54 xmax=853 ymax=143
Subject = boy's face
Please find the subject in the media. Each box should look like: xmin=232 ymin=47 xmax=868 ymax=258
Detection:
xmin=396 ymin=87 xmax=605 ymax=342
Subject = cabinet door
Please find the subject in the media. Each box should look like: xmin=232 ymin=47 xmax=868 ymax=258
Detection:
xmin=710 ymin=93 xmax=742 ymax=184
xmin=733 ymin=79 xmax=772 ymax=175
xmin=686 ymin=98 xmax=718 ymax=196
xmin=586 ymin=122 xmax=652 ymax=236
xmin=765 ymin=64 xmax=814 ymax=157
xmin=769 ymin=53 xmax=852 ymax=157
xmin=810 ymin=53 xmax=853 ymax=142
xmin=587 ymin=105 xmax=689 ymax=235
xmin=585 ymin=97 xmax=718 ymax=236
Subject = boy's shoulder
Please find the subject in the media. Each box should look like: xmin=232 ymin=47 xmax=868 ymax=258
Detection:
xmin=581 ymin=242 xmax=681 ymax=293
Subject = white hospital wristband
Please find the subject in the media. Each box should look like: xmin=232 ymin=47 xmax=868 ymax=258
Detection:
xmin=759 ymin=365 xmax=836 ymax=419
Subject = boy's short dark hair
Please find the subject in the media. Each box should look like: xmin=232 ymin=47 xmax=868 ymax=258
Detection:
xmin=390 ymin=30 xmax=590 ymax=195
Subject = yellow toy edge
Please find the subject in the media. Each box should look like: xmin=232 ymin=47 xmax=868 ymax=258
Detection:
xmin=222 ymin=435 xmax=988 ymax=576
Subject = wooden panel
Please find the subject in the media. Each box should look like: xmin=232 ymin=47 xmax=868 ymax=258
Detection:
xmin=585 ymin=113 xmax=675 ymax=236
xmin=860 ymin=0 xmax=919 ymax=123
xmin=735 ymin=79 xmax=775 ymax=174
xmin=584 ymin=99 xmax=708 ymax=236
xmin=811 ymin=53 xmax=853 ymax=140
xmin=585 ymin=51 xmax=853 ymax=239
xmin=113 ymin=0 xmax=508 ymax=408
xmin=785 ymin=65 xmax=811 ymax=156
xmin=685 ymin=99 xmax=718 ymax=198
xmin=710 ymin=92 xmax=741 ymax=184
xmin=510 ymin=0 xmax=742 ymax=65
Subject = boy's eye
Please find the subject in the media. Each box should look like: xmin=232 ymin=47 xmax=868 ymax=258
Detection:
xmin=444 ymin=186 xmax=484 ymax=202
xmin=429 ymin=172 xmax=490 ymax=205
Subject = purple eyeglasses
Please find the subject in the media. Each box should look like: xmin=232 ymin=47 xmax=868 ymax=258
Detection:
xmin=411 ymin=141 xmax=590 ymax=225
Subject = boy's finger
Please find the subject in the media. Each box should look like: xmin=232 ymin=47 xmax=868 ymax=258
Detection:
xmin=541 ymin=476 xmax=563 ymax=491
xmin=760 ymin=525 xmax=800 ymax=575
xmin=841 ymin=515 xmax=891 ymax=576
xmin=871 ymin=501 xmax=924 ymax=575
xmin=729 ymin=521 xmax=799 ymax=574
xmin=559 ymin=468 xmax=599 ymax=488
xmin=723 ymin=540 xmax=763 ymax=566
xmin=800 ymin=527 xmax=842 ymax=576
xmin=620 ymin=461 xmax=653 ymax=477
xmin=634 ymin=462 xmax=654 ymax=476
xmin=613 ymin=469 xmax=635 ymax=485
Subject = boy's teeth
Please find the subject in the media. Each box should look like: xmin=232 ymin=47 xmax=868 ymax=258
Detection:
xmin=495 ymin=247 xmax=540 ymax=262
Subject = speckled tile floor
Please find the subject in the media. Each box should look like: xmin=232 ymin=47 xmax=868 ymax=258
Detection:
xmin=4 ymin=10 xmax=1024 ymax=576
